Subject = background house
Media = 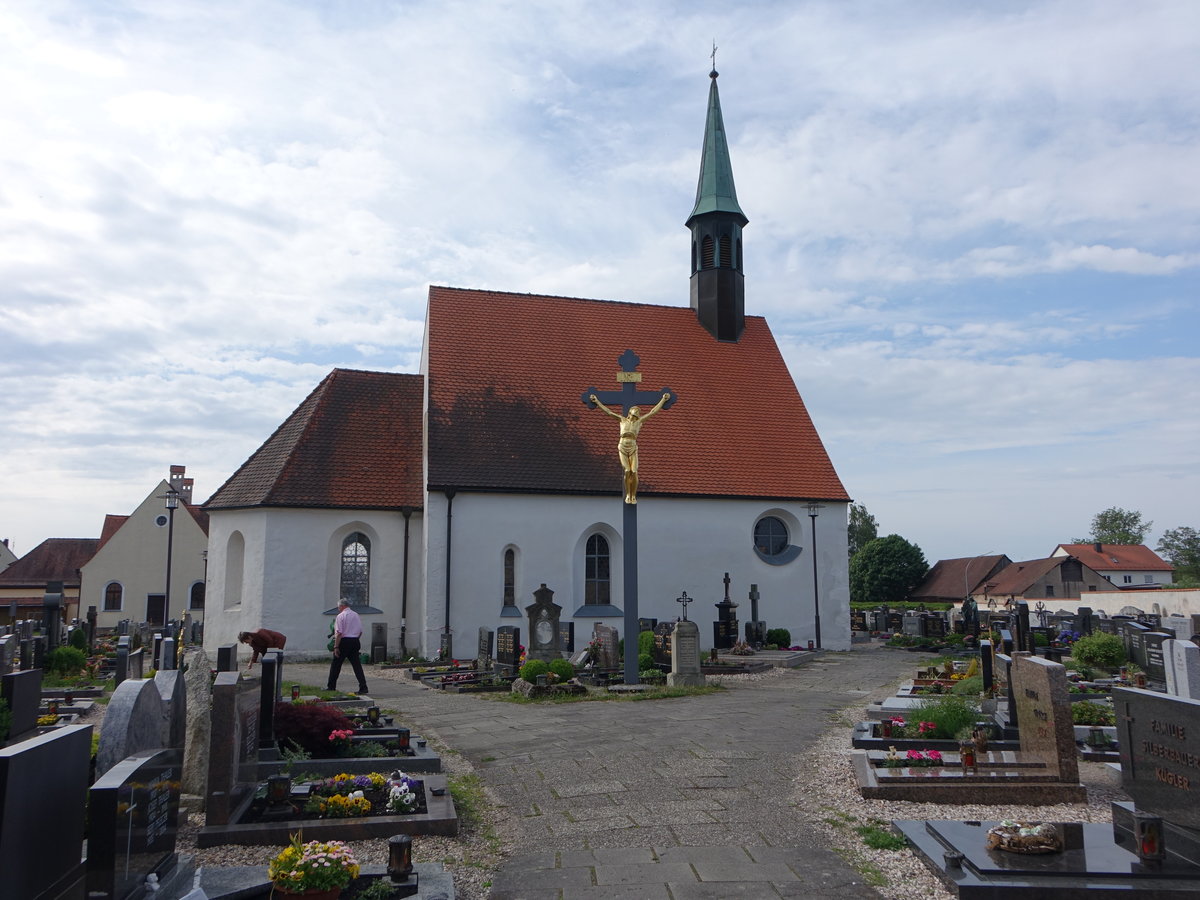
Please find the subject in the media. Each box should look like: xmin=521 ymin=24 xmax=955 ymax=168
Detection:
xmin=79 ymin=466 xmax=209 ymax=630
xmin=0 ymin=538 xmax=99 ymax=626
xmin=1051 ymin=543 xmax=1174 ymax=589
xmin=0 ymin=540 xmax=16 ymax=574
xmin=910 ymin=555 xmax=1012 ymax=605
xmin=968 ymin=556 xmax=1120 ymax=604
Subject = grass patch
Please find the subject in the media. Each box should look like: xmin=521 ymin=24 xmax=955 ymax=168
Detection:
xmin=447 ymin=773 xmax=487 ymax=831
xmin=854 ymin=822 xmax=907 ymax=851
xmin=284 ymin=681 xmax=346 ymax=701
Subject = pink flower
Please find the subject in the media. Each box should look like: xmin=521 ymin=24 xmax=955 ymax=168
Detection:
xmin=906 ymin=749 xmax=923 ymax=760
xmin=927 ymin=750 xmax=943 ymax=762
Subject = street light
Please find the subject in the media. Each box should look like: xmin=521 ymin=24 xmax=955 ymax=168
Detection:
xmin=162 ymin=486 xmax=180 ymax=631
xmin=807 ymin=502 xmax=825 ymax=648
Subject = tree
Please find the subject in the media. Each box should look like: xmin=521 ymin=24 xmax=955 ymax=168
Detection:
xmin=847 ymin=503 xmax=879 ymax=558
xmin=849 ymin=534 xmax=928 ymax=606
xmin=1157 ymin=526 xmax=1200 ymax=582
xmin=1073 ymin=507 xmax=1152 ymax=546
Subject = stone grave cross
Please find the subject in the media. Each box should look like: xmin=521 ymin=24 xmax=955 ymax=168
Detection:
xmin=676 ymin=591 xmax=693 ymax=621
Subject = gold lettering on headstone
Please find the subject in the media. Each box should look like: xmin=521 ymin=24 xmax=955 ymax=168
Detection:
xmin=1155 ymin=767 xmax=1191 ymax=790
xmin=1151 ymin=720 xmax=1186 ymax=740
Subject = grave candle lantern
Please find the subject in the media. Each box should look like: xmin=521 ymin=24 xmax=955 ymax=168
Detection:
xmin=290 ymin=684 xmax=301 ymax=701
xmin=267 ymin=774 xmax=291 ymax=805
xmin=1132 ymin=811 xmax=1165 ymax=862
xmin=397 ymin=727 xmax=411 ymax=751
xmin=368 ymin=705 xmax=381 ymax=725
xmin=388 ymin=834 xmax=414 ymax=881
xmin=959 ymin=741 xmax=976 ymax=773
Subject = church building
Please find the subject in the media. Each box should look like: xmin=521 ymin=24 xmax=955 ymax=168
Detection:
xmin=202 ymin=71 xmax=852 ymax=658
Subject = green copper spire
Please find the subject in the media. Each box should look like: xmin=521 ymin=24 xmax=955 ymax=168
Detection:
xmin=687 ymin=69 xmax=747 ymax=227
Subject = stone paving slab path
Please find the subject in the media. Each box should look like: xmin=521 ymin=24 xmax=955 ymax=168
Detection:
xmin=288 ymin=644 xmax=933 ymax=899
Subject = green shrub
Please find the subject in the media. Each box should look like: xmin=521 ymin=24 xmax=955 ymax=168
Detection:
xmin=548 ymin=658 xmax=575 ymax=681
xmin=914 ymin=694 xmax=981 ymax=740
xmin=519 ymin=659 xmax=550 ymax=682
xmin=638 ymin=652 xmax=655 ymax=672
xmin=638 ymin=630 xmax=655 ymax=656
xmin=950 ymin=675 xmax=984 ymax=696
xmin=1072 ymin=701 xmax=1116 ymax=726
xmin=1033 ymin=631 xmax=1049 ymax=647
xmin=766 ymin=628 xmax=791 ymax=647
xmin=639 ymin=668 xmax=665 ymax=682
xmin=1069 ymin=633 xmax=1126 ymax=669
xmin=944 ymin=633 xmax=966 ymax=646
xmin=47 ymin=646 xmax=87 ymax=677
xmin=69 ymin=629 xmax=88 ymax=651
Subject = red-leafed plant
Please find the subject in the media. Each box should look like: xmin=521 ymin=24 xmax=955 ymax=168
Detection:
xmin=273 ymin=701 xmax=356 ymax=755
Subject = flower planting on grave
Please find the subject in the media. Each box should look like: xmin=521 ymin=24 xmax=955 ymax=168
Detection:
xmin=273 ymin=702 xmax=357 ymax=755
xmin=881 ymin=746 xmax=945 ymax=768
xmin=268 ymin=833 xmax=360 ymax=894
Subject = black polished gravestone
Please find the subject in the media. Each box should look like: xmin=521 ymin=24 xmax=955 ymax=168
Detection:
xmin=1114 ymin=686 xmax=1200 ymax=839
xmin=216 ymin=643 xmax=238 ymax=672
xmin=849 ymin=610 xmax=868 ymax=633
xmin=558 ymin=621 xmax=575 ymax=653
xmin=0 ymin=725 xmax=92 ymax=900
xmin=712 ymin=572 xmax=739 ymax=650
xmin=924 ymin=614 xmax=947 ymax=639
xmin=88 ymin=748 xmax=185 ymax=900
xmin=653 ymin=621 xmax=674 ymax=667
xmin=1141 ymin=632 xmax=1172 ymax=686
xmin=0 ymin=667 xmax=42 ymax=745
xmin=495 ymin=626 xmax=520 ymax=674
xmin=477 ymin=627 xmax=494 ymax=669
xmin=205 ymin=672 xmax=260 ymax=827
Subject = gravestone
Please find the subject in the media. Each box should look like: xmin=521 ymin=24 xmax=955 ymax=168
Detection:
xmin=849 ymin=610 xmax=868 ymax=633
xmin=88 ymin=747 xmax=185 ymax=900
xmin=979 ymin=638 xmax=994 ymax=694
xmin=653 ymin=621 xmax=674 ymax=667
xmin=1163 ymin=615 xmax=1191 ymax=639
xmin=0 ymin=635 xmax=10 ymax=674
xmin=258 ymin=654 xmax=280 ymax=753
xmin=1011 ymin=653 xmax=1079 ymax=783
xmin=160 ymin=636 xmax=177 ymax=670
xmin=667 ymin=619 xmax=706 ymax=688
xmin=525 ymin=584 xmax=564 ymax=661
xmin=371 ymin=621 xmax=388 ymax=663
xmin=42 ymin=581 xmax=63 ymax=649
xmin=1015 ymin=601 xmax=1031 ymax=652
xmin=1 ymin=668 xmax=42 ymax=745
xmin=1142 ymin=631 xmax=1171 ymax=685
xmin=205 ymin=672 xmax=260 ymax=827
xmin=216 ymin=643 xmax=238 ymax=672
xmin=872 ymin=608 xmax=889 ymax=633
xmin=152 ymin=633 xmax=163 ymax=670
xmin=558 ymin=621 xmax=575 ymax=653
xmin=637 ymin=617 xmax=657 ymax=633
xmin=902 ymin=614 xmax=925 ymax=637
xmin=593 ymin=623 xmax=619 ymax=670
xmin=97 ymin=677 xmax=173 ymax=778
xmin=1122 ymin=620 xmax=1150 ymax=669
xmin=1163 ymin=638 xmax=1200 ymax=700
xmin=0 ymin=725 xmax=92 ymax=900
xmin=182 ymin=646 xmax=213 ymax=799
xmin=924 ymin=614 xmax=946 ymax=639
xmin=1076 ymin=605 xmax=1093 ymax=635
xmin=477 ymin=627 xmax=494 ymax=670
xmin=745 ymin=583 xmax=767 ymax=646
xmin=712 ymin=577 xmax=739 ymax=651
xmin=129 ymin=646 xmax=145 ymax=680
xmin=115 ymin=636 xmax=130 ymax=686
xmin=495 ymin=625 xmax=520 ymax=674
xmin=885 ymin=610 xmax=903 ymax=634
xmin=998 ymin=627 xmax=1014 ymax=655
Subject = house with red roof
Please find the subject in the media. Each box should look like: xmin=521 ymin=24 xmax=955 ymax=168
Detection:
xmin=0 ymin=537 xmax=99 ymax=626
xmin=79 ymin=466 xmax=210 ymax=630
xmin=1051 ymin=543 xmax=1174 ymax=590
xmin=967 ymin=556 xmax=1120 ymax=605
xmin=202 ymin=71 xmax=852 ymax=657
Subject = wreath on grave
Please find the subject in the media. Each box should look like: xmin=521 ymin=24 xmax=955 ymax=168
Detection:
xmin=985 ymin=821 xmax=1063 ymax=854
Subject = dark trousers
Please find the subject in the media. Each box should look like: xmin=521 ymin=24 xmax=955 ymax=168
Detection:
xmin=327 ymin=636 xmax=368 ymax=691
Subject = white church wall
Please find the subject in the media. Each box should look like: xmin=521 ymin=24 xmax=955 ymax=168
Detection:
xmin=204 ymin=507 xmax=425 ymax=658
xmin=427 ymin=493 xmax=851 ymax=656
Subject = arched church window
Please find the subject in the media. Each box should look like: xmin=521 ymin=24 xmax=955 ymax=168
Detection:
xmin=340 ymin=532 xmax=370 ymax=607
xmin=700 ymin=235 xmax=714 ymax=269
xmin=189 ymin=581 xmax=206 ymax=610
xmin=503 ymin=548 xmax=515 ymax=608
xmin=720 ymin=235 xmax=731 ymax=267
xmin=585 ymin=534 xmax=610 ymax=606
xmin=104 ymin=582 xmax=123 ymax=611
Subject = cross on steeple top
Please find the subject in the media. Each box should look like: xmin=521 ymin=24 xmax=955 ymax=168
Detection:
xmin=710 ymin=41 xmax=718 ymax=75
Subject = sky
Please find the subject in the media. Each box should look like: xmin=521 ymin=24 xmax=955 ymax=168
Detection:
xmin=2 ymin=0 xmax=1197 ymax=567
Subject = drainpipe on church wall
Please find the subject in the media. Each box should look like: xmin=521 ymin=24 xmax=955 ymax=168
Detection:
xmin=400 ymin=506 xmax=413 ymax=658
xmin=442 ymin=491 xmax=455 ymax=659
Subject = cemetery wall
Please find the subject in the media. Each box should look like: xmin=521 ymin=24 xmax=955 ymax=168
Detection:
xmin=1036 ymin=589 xmax=1200 ymax=620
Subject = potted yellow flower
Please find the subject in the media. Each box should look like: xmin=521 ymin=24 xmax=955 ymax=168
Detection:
xmin=268 ymin=833 xmax=360 ymax=899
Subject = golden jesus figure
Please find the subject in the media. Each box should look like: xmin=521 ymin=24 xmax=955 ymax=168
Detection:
xmin=589 ymin=392 xmax=671 ymax=504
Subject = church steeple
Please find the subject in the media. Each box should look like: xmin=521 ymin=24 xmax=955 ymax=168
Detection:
xmin=687 ymin=67 xmax=748 ymax=342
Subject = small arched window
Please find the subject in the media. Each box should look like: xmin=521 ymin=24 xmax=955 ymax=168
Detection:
xmin=700 ymin=235 xmax=715 ymax=269
xmin=585 ymin=534 xmax=610 ymax=606
xmin=189 ymin=581 xmax=206 ymax=610
xmin=340 ymin=532 xmax=370 ymax=607
xmin=503 ymin=549 xmax=516 ymax=608
xmin=104 ymin=582 xmax=123 ymax=611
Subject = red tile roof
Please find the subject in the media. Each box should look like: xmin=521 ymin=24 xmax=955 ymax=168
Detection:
xmin=425 ymin=287 xmax=848 ymax=500
xmin=0 ymin=538 xmax=99 ymax=587
xmin=983 ymin=558 xmax=1066 ymax=596
xmin=205 ymin=370 xmax=425 ymax=510
xmin=1055 ymin=544 xmax=1173 ymax=572
xmin=911 ymin=555 xmax=1012 ymax=602
xmin=97 ymin=515 xmax=128 ymax=551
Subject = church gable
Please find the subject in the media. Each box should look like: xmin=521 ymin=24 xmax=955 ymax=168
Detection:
xmin=425 ymin=286 xmax=848 ymax=502
xmin=206 ymin=368 xmax=424 ymax=510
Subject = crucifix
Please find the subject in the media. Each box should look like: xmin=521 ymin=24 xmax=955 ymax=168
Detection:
xmin=581 ymin=349 xmax=678 ymax=684
xmin=676 ymin=591 xmax=693 ymax=622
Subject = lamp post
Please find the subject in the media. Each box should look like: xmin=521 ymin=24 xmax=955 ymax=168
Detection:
xmin=162 ymin=486 xmax=180 ymax=630
xmin=807 ymin=502 xmax=825 ymax=648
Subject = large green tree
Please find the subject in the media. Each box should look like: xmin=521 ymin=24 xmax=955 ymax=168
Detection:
xmin=847 ymin=503 xmax=879 ymax=558
xmin=849 ymin=534 xmax=928 ymax=606
xmin=1073 ymin=507 xmax=1152 ymax=545
xmin=1157 ymin=526 xmax=1200 ymax=582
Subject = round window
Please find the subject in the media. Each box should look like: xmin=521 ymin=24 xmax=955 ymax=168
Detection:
xmin=754 ymin=516 xmax=789 ymax=557
xmin=155 ymin=515 xmax=168 ymax=527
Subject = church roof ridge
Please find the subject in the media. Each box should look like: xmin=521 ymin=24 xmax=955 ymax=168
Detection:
xmin=427 ymin=284 xmax=738 ymax=316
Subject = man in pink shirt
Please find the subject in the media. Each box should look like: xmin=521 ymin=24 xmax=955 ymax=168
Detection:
xmin=327 ymin=598 xmax=369 ymax=694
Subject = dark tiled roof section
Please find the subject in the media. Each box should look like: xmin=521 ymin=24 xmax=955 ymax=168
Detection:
xmin=426 ymin=286 xmax=849 ymax=500
xmin=0 ymin=538 xmax=99 ymax=586
xmin=1055 ymin=543 xmax=1173 ymax=572
xmin=205 ymin=370 xmax=424 ymax=510
xmin=912 ymin=555 xmax=1012 ymax=601
xmin=985 ymin=558 xmax=1068 ymax=596
xmin=184 ymin=502 xmax=210 ymax=535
